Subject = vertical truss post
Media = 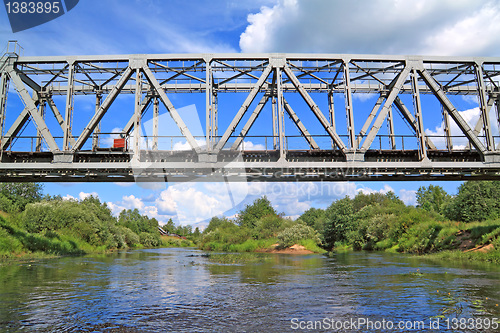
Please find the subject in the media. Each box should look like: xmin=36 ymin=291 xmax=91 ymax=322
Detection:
xmin=328 ymin=90 xmax=336 ymax=149
xmin=36 ymin=99 xmax=46 ymax=152
xmin=276 ymin=67 xmax=286 ymax=160
xmin=92 ymin=93 xmax=102 ymax=150
xmin=205 ymin=58 xmax=212 ymax=151
xmin=387 ymin=106 xmax=396 ymax=149
xmin=133 ymin=69 xmax=142 ymax=159
xmin=442 ymin=105 xmax=453 ymax=151
xmin=411 ymin=69 xmax=428 ymax=160
xmin=343 ymin=60 xmax=356 ymax=149
xmin=272 ymin=96 xmax=278 ymax=149
xmin=63 ymin=61 xmax=75 ymax=151
xmin=496 ymin=96 xmax=500 ymax=149
xmin=0 ymin=72 xmax=8 ymax=145
xmin=475 ymin=62 xmax=494 ymax=151
xmin=212 ymin=91 xmax=218 ymax=145
xmin=360 ymin=65 xmax=411 ymax=151
xmin=153 ymin=96 xmax=159 ymax=151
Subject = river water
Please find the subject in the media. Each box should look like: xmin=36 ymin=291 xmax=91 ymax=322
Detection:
xmin=0 ymin=248 xmax=499 ymax=332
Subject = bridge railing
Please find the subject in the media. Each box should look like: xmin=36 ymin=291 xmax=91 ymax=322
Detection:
xmin=2 ymin=134 xmax=498 ymax=154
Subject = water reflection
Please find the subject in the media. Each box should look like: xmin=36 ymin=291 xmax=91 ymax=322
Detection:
xmin=0 ymin=249 xmax=499 ymax=332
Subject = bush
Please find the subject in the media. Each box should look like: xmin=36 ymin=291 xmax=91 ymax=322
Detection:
xmin=277 ymin=223 xmax=320 ymax=248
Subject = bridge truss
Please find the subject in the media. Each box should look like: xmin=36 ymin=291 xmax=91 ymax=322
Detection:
xmin=1 ymin=42 xmax=500 ymax=182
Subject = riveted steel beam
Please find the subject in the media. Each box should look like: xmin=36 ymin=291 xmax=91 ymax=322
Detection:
xmin=142 ymin=66 xmax=201 ymax=153
xmin=214 ymin=64 xmax=272 ymax=153
xmin=418 ymin=68 xmax=486 ymax=155
xmin=283 ymin=65 xmax=347 ymax=155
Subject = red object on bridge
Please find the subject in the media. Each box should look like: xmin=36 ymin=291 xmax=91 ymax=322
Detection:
xmin=113 ymin=138 xmax=126 ymax=149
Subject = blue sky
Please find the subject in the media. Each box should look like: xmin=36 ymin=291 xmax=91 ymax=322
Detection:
xmin=1 ymin=0 xmax=500 ymax=228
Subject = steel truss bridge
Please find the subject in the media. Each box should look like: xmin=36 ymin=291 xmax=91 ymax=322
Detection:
xmin=1 ymin=41 xmax=500 ymax=182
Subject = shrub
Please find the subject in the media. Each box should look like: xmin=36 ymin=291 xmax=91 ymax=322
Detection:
xmin=277 ymin=223 xmax=320 ymax=248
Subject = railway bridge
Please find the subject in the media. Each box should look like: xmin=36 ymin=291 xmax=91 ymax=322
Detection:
xmin=0 ymin=41 xmax=499 ymax=182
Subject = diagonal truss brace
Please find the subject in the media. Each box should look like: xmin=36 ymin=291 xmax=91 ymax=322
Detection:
xmin=418 ymin=68 xmax=487 ymax=154
xmin=231 ymin=93 xmax=270 ymax=150
xmin=122 ymin=96 xmax=153 ymax=135
xmin=215 ymin=64 xmax=273 ymax=153
xmin=1 ymin=95 xmax=36 ymax=150
xmin=360 ymin=65 xmax=412 ymax=151
xmin=73 ymin=67 xmax=133 ymax=151
xmin=393 ymin=97 xmax=436 ymax=150
xmin=143 ymin=66 xmax=201 ymax=154
xmin=6 ymin=67 xmax=59 ymax=152
xmin=283 ymin=65 xmax=347 ymax=155
xmin=283 ymin=99 xmax=319 ymax=150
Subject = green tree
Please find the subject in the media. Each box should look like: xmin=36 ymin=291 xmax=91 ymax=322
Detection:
xmin=299 ymin=208 xmax=325 ymax=232
xmin=323 ymin=197 xmax=355 ymax=249
xmin=237 ymin=196 xmax=277 ymax=229
xmin=416 ymin=185 xmax=450 ymax=213
xmin=444 ymin=181 xmax=500 ymax=222
xmin=0 ymin=183 xmax=43 ymax=212
xmin=164 ymin=218 xmax=175 ymax=233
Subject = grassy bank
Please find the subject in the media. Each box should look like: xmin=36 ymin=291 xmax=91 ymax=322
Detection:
xmin=0 ymin=196 xmax=194 ymax=260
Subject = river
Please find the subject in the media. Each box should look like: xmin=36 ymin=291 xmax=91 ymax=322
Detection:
xmin=0 ymin=248 xmax=499 ymax=332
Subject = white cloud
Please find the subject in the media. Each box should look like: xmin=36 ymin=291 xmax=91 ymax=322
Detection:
xmin=240 ymin=0 xmax=500 ymax=56
xmin=122 ymin=195 xmax=145 ymax=210
xmin=62 ymin=191 xmax=99 ymax=201
xmin=425 ymin=107 xmax=499 ymax=150
xmin=399 ymin=189 xmax=417 ymax=206
xmin=357 ymin=184 xmax=395 ymax=196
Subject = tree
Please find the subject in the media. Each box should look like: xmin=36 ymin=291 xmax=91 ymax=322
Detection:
xmin=323 ymin=197 xmax=356 ymax=249
xmin=416 ymin=185 xmax=450 ymax=213
xmin=444 ymin=181 xmax=500 ymax=222
xmin=164 ymin=218 xmax=175 ymax=233
xmin=0 ymin=183 xmax=43 ymax=212
xmin=299 ymin=208 xmax=325 ymax=232
xmin=237 ymin=196 xmax=277 ymax=229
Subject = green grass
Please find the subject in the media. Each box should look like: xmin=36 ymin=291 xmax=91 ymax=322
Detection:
xmin=421 ymin=249 xmax=500 ymax=265
xmin=298 ymin=239 xmax=327 ymax=253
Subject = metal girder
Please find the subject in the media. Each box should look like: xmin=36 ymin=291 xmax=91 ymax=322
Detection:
xmin=231 ymin=93 xmax=270 ymax=150
xmin=467 ymin=97 xmax=495 ymax=150
xmin=343 ymin=60 xmax=356 ymax=149
xmin=387 ymin=106 xmax=396 ymax=149
xmin=133 ymin=69 xmax=142 ymax=158
xmin=122 ymin=96 xmax=152 ymax=135
xmin=418 ymin=68 xmax=487 ymax=155
xmin=393 ymin=97 xmax=436 ymax=150
xmin=46 ymin=96 xmax=76 ymax=146
xmin=283 ymin=99 xmax=319 ymax=150
xmin=73 ymin=67 xmax=133 ymax=151
xmin=283 ymin=65 xmax=347 ymax=154
xmin=496 ymin=96 xmax=500 ymax=150
xmin=411 ymin=69 xmax=428 ymax=160
xmin=142 ymin=66 xmax=201 ymax=153
xmin=63 ymin=62 xmax=74 ymax=151
xmin=6 ymin=67 xmax=59 ymax=152
xmin=361 ymin=65 xmax=412 ymax=151
xmin=2 ymin=52 xmax=500 ymax=182
xmin=357 ymin=94 xmax=385 ymax=147
xmin=152 ymin=97 xmax=159 ymax=151
xmin=214 ymin=64 xmax=272 ymax=153
xmin=475 ymin=63 xmax=495 ymax=151
xmin=1 ymin=97 xmax=33 ymax=150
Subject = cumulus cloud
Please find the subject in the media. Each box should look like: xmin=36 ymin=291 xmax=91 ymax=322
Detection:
xmin=62 ymin=191 xmax=99 ymax=201
xmin=399 ymin=189 xmax=417 ymax=206
xmin=425 ymin=107 xmax=499 ymax=150
xmin=240 ymin=0 xmax=500 ymax=56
